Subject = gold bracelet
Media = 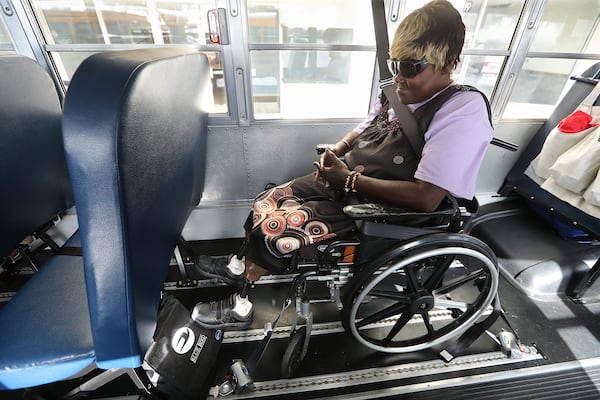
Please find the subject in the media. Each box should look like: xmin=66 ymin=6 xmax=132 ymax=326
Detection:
xmin=350 ymin=172 xmax=361 ymax=192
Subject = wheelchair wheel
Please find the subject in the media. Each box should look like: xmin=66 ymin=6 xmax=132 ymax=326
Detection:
xmin=281 ymin=326 xmax=308 ymax=378
xmin=342 ymin=233 xmax=498 ymax=353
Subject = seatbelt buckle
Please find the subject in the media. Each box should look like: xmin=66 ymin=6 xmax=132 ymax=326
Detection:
xmin=379 ymin=77 xmax=394 ymax=89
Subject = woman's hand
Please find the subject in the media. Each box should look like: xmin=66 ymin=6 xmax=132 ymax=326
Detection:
xmin=314 ymin=149 xmax=351 ymax=189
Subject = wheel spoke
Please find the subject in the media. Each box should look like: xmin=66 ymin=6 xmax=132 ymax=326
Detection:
xmin=382 ymin=311 xmax=414 ymax=345
xmin=424 ymin=255 xmax=455 ymax=291
xmin=355 ymin=302 xmax=409 ymax=328
xmin=422 ymin=312 xmax=436 ymax=339
xmin=434 ymin=297 xmax=469 ymax=311
xmin=435 ymin=268 xmax=486 ymax=295
xmin=369 ymin=289 xmax=412 ymax=303
xmin=405 ymin=264 xmax=421 ymax=292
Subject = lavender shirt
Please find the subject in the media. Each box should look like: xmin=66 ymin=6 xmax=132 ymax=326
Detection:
xmin=353 ymin=87 xmax=493 ymax=199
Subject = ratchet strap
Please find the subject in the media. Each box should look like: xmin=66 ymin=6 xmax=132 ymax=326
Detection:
xmin=439 ymin=294 xmax=502 ymax=362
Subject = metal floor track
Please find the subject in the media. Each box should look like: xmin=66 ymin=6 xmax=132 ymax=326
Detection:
xmin=221 ymin=348 xmax=544 ymax=399
xmin=224 ymin=356 xmax=600 ymax=400
xmin=332 ymin=357 xmax=600 ymax=400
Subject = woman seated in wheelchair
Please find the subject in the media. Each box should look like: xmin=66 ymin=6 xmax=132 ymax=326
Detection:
xmin=193 ymin=0 xmax=494 ymax=329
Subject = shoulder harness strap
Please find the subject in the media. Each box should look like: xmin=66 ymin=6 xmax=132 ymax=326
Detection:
xmin=413 ymin=84 xmax=493 ymax=135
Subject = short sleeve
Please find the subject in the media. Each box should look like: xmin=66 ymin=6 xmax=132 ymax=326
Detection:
xmin=414 ymin=90 xmax=493 ymax=199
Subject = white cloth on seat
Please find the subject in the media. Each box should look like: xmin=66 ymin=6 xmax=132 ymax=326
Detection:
xmin=526 ymin=81 xmax=600 ymax=220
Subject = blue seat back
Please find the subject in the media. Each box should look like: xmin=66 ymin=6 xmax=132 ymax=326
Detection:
xmin=0 ymin=55 xmax=73 ymax=257
xmin=62 ymin=48 xmax=211 ymax=368
xmin=0 ymin=55 xmax=93 ymax=391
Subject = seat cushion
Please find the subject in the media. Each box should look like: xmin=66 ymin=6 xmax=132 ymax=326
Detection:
xmin=0 ymin=251 xmax=94 ymax=390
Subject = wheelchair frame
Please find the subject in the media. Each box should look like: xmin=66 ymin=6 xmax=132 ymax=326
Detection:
xmin=210 ymin=196 xmax=502 ymax=396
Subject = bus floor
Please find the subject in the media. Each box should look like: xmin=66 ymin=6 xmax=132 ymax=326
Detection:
xmin=167 ymin=257 xmax=600 ymax=400
xmin=3 ymin=241 xmax=600 ymax=399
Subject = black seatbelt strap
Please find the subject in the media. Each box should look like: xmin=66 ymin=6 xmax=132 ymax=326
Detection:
xmin=371 ymin=0 xmax=424 ymax=156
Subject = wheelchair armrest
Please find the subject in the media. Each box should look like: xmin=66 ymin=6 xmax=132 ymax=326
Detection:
xmin=343 ymin=200 xmax=459 ymax=229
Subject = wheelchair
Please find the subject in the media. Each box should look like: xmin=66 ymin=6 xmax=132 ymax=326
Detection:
xmin=210 ymin=194 xmax=501 ymax=396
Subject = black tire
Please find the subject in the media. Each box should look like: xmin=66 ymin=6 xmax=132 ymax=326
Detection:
xmin=281 ymin=326 xmax=308 ymax=378
xmin=341 ymin=233 xmax=498 ymax=353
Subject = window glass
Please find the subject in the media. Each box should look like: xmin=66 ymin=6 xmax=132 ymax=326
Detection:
xmin=455 ymin=55 xmax=503 ymax=100
xmin=252 ymin=50 xmax=374 ymax=119
xmin=503 ymin=0 xmax=600 ymax=119
xmin=32 ymin=0 xmax=226 ymax=113
xmin=530 ymin=0 xmax=600 ymax=53
xmin=504 ymin=58 xmax=599 ymax=119
xmin=247 ymin=0 xmax=375 ymax=119
xmin=247 ymin=0 xmax=374 ymax=45
xmin=34 ymin=0 xmax=215 ymax=45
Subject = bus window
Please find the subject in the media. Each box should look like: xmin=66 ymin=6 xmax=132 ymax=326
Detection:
xmin=504 ymin=0 xmax=600 ymax=119
xmin=460 ymin=0 xmax=524 ymax=51
xmin=402 ymin=0 xmax=524 ymax=50
xmin=248 ymin=1 xmax=374 ymax=46
xmin=247 ymin=0 xmax=375 ymax=120
xmin=458 ymin=0 xmax=525 ymax=99
xmin=251 ymin=50 xmax=374 ymax=119
xmin=31 ymin=0 xmax=226 ymax=113
xmin=456 ymin=55 xmax=504 ymax=100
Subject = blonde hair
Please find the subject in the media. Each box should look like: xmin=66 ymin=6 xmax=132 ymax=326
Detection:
xmin=390 ymin=0 xmax=465 ymax=72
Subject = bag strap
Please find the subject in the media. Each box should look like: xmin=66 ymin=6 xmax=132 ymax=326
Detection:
xmin=415 ymin=84 xmax=492 ymax=130
xmin=371 ymin=0 xmax=424 ymax=156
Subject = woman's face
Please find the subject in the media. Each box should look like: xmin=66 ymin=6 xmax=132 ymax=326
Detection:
xmin=393 ymin=63 xmax=452 ymax=104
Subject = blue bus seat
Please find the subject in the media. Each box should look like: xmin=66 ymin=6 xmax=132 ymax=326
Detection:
xmin=0 ymin=48 xmax=211 ymax=391
xmin=0 ymin=235 xmax=93 ymax=390
xmin=0 ymin=56 xmax=90 ymax=390
xmin=0 ymin=55 xmax=73 ymax=262
xmin=62 ymin=47 xmax=211 ymax=370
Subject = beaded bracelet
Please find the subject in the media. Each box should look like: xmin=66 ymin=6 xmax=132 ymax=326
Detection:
xmin=350 ymin=172 xmax=361 ymax=192
xmin=344 ymin=171 xmax=361 ymax=194
xmin=344 ymin=172 xmax=354 ymax=193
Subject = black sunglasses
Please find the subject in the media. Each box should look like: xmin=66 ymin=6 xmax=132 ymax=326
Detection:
xmin=387 ymin=59 xmax=430 ymax=78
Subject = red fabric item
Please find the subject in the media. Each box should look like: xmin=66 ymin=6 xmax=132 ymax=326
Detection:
xmin=557 ymin=110 xmax=598 ymax=133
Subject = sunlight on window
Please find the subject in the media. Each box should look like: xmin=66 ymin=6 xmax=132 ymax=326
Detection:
xmin=504 ymin=59 xmax=600 ymax=120
xmin=505 ymin=0 xmax=600 ymax=119
xmin=32 ymin=0 xmax=227 ymax=113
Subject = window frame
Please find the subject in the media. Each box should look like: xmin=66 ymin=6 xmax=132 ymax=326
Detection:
xmin=1 ymin=0 xmax=599 ymax=124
